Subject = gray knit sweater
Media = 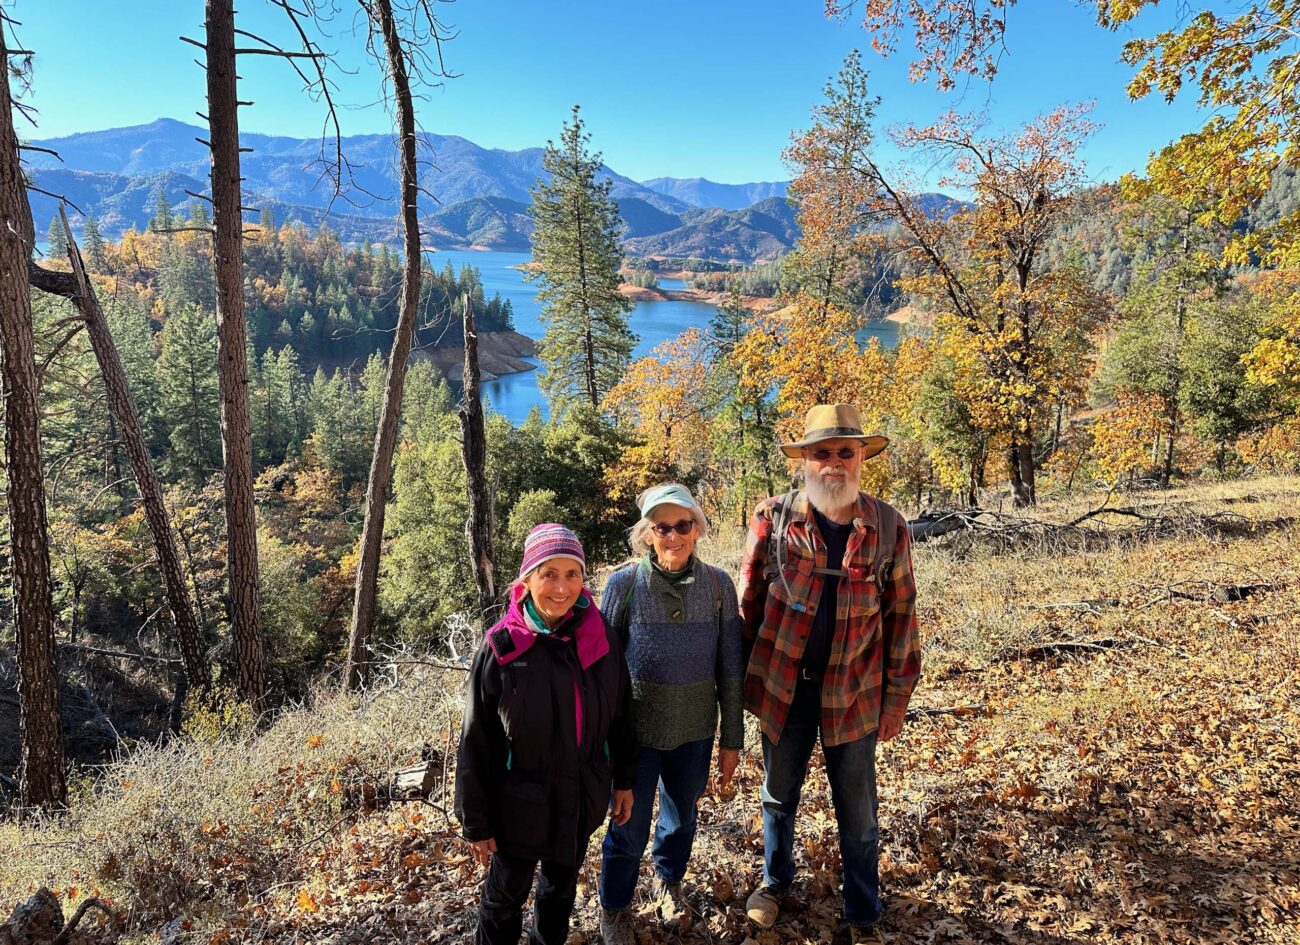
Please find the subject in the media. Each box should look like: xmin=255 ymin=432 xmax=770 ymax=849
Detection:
xmin=600 ymin=557 xmax=745 ymax=751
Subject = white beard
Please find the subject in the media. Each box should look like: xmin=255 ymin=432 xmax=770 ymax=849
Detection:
xmin=803 ymin=467 xmax=860 ymax=518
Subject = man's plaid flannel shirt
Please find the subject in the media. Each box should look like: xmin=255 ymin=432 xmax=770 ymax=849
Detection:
xmin=739 ymin=489 xmax=922 ymax=747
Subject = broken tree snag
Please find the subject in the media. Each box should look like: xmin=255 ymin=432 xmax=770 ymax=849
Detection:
xmin=461 ymin=293 xmax=496 ymax=628
xmin=205 ymin=0 xmax=267 ymax=711
xmin=53 ymin=207 xmax=211 ymax=694
xmin=1 ymin=27 xmax=66 ymax=811
xmin=344 ymin=0 xmax=425 ymax=691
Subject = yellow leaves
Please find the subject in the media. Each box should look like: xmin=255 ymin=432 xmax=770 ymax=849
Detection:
xmin=294 ymin=890 xmax=319 ymax=913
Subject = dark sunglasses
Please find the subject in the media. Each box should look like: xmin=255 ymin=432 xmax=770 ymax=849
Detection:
xmin=807 ymin=446 xmax=860 ymax=461
xmin=650 ymin=519 xmax=695 ymax=537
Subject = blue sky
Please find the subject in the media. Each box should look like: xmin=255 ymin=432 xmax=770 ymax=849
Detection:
xmin=13 ymin=0 xmax=1210 ymax=187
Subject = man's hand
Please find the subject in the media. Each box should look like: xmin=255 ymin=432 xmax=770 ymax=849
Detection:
xmin=610 ymin=788 xmax=634 ymax=825
xmin=716 ymin=748 xmax=740 ymax=791
xmin=467 ymin=837 xmax=496 ymax=868
xmin=878 ymin=714 xmax=903 ymax=742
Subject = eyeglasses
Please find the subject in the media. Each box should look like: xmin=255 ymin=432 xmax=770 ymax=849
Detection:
xmin=650 ymin=520 xmax=695 ymax=537
xmin=807 ymin=447 xmax=860 ymax=462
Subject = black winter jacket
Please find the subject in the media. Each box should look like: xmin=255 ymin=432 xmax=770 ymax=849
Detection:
xmin=454 ymin=589 xmax=636 ymax=866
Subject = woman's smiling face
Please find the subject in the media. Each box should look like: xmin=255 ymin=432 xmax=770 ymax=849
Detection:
xmin=648 ymin=504 xmax=698 ymax=571
xmin=523 ymin=556 xmax=584 ymax=627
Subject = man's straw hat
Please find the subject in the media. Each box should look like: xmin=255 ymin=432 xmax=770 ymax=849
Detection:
xmin=779 ymin=403 xmax=889 ymax=460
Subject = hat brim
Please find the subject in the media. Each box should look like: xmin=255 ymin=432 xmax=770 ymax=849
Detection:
xmin=780 ymin=434 xmax=889 ymax=460
xmin=640 ymin=499 xmax=696 ymax=520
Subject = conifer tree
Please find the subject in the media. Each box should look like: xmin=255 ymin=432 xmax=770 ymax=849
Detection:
xmin=783 ymin=49 xmax=880 ymax=311
xmin=526 ymin=105 xmax=635 ymax=410
xmin=82 ymin=215 xmax=108 ymax=272
xmin=150 ymin=189 xmax=174 ymax=232
xmin=157 ymin=305 xmax=221 ymax=481
xmin=46 ymin=214 xmax=66 ymax=255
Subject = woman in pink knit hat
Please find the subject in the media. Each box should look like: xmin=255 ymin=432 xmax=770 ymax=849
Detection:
xmin=455 ymin=523 xmax=636 ymax=945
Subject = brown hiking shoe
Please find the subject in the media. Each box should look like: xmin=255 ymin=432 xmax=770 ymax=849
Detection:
xmin=745 ymin=885 xmax=781 ymax=929
xmin=599 ymin=907 xmax=634 ymax=945
xmin=850 ymin=923 xmax=885 ymax=945
xmin=650 ymin=876 xmax=691 ymax=931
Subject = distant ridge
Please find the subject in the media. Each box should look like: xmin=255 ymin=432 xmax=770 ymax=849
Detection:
xmin=25 ymin=119 xmax=959 ymax=264
xmin=640 ymin=177 xmax=789 ymax=210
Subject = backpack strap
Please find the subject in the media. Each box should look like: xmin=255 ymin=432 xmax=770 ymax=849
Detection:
xmin=707 ymin=562 xmax=721 ymax=617
xmin=613 ymin=564 xmax=639 ymax=648
xmin=762 ymin=490 xmax=798 ymax=593
xmin=873 ymin=498 xmax=897 ymax=590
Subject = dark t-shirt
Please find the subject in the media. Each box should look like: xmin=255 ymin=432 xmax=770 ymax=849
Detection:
xmin=800 ymin=508 xmax=853 ymax=680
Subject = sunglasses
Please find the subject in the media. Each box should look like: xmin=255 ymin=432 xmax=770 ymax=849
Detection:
xmin=807 ymin=446 xmax=860 ymax=461
xmin=650 ymin=519 xmax=695 ymax=537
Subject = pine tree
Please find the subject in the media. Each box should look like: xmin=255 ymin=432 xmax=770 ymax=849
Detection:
xmin=150 ymin=189 xmax=174 ymax=232
xmin=46 ymin=214 xmax=66 ymax=255
xmin=253 ymin=346 xmax=306 ymax=467
xmin=105 ymin=294 xmax=166 ymax=454
xmin=190 ymin=201 xmax=211 ymax=230
xmin=156 ymin=305 xmax=221 ymax=481
xmin=783 ymin=49 xmax=880 ymax=311
xmin=83 ymin=215 xmax=108 ymax=272
xmin=526 ymin=105 xmax=635 ymax=410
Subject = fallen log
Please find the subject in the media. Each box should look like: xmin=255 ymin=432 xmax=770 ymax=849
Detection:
xmin=1017 ymin=637 xmax=1135 ymax=661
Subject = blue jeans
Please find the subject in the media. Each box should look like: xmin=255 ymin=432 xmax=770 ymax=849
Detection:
xmin=599 ymin=737 xmax=714 ymax=909
xmin=761 ymin=686 xmax=881 ymax=926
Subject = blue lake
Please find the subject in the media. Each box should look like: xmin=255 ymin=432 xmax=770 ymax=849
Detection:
xmin=428 ymin=249 xmax=903 ymax=426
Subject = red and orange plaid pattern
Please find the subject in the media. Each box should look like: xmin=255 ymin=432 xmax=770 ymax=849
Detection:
xmin=739 ymin=490 xmax=922 ymax=747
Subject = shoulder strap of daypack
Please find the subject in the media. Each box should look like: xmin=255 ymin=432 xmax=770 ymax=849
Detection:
xmin=614 ymin=564 xmax=638 ymax=648
xmin=873 ymin=497 xmax=897 ymax=590
xmin=707 ymin=562 xmax=721 ymax=617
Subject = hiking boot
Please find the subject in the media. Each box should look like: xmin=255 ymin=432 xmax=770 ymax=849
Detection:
xmin=849 ymin=923 xmax=885 ymax=945
xmin=599 ymin=906 xmax=634 ymax=945
xmin=745 ymin=885 xmax=782 ymax=929
xmin=650 ymin=876 xmax=691 ymax=930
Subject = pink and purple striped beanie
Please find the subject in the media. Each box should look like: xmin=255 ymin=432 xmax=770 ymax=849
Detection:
xmin=518 ymin=523 xmax=586 ymax=580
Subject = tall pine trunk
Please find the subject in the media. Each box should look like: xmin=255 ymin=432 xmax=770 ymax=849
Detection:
xmin=1 ymin=30 xmax=66 ymax=810
xmin=344 ymin=0 xmax=422 ymax=690
xmin=206 ymin=0 xmax=266 ymax=710
xmin=460 ymin=296 xmax=496 ymax=627
xmin=48 ymin=213 xmax=211 ymax=693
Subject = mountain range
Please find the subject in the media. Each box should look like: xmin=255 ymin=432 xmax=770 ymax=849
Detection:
xmin=24 ymin=118 xmax=945 ymax=264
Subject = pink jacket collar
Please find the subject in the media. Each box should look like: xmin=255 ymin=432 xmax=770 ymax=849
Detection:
xmin=486 ymin=584 xmax=609 ymax=669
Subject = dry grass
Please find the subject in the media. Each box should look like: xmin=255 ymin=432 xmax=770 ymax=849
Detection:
xmin=0 ymin=666 xmax=469 ymax=937
xmin=3 ymin=475 xmax=1299 ymax=943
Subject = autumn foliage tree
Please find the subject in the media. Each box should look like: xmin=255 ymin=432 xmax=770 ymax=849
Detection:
xmin=831 ymin=0 xmax=1300 ymax=264
xmin=858 ymin=105 xmax=1104 ymax=505
xmin=602 ymin=328 xmax=712 ymax=511
xmin=783 ymin=49 xmax=880 ymax=311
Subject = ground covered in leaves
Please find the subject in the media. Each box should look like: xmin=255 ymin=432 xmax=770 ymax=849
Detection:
xmin=4 ymin=477 xmax=1299 ymax=944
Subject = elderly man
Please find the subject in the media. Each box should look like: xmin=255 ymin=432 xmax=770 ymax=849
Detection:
xmin=740 ymin=404 xmax=922 ymax=945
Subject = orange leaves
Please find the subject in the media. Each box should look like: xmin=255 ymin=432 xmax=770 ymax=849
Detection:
xmin=601 ymin=328 xmax=712 ymax=511
xmin=294 ymin=890 xmax=320 ymax=913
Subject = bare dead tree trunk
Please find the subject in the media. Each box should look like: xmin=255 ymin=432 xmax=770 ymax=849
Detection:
xmin=344 ymin=0 xmax=423 ymax=690
xmin=206 ymin=0 xmax=266 ymax=711
xmin=460 ymin=295 xmax=496 ymax=628
xmin=37 ymin=209 xmax=211 ymax=694
xmin=1 ymin=30 xmax=66 ymax=810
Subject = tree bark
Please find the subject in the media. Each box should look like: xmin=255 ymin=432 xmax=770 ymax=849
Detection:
xmin=1008 ymin=434 xmax=1036 ymax=508
xmin=460 ymin=295 xmax=496 ymax=628
xmin=36 ymin=211 xmax=211 ymax=694
xmin=344 ymin=0 xmax=423 ymax=690
xmin=206 ymin=0 xmax=266 ymax=711
xmin=1 ymin=31 xmax=66 ymax=810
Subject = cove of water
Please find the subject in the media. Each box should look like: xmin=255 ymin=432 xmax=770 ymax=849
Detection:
xmin=434 ymin=249 xmax=905 ymax=426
